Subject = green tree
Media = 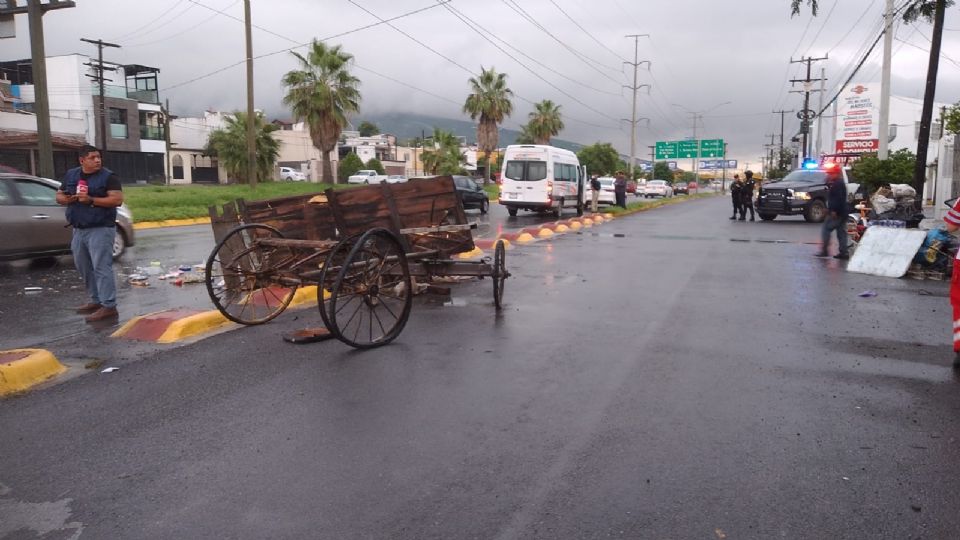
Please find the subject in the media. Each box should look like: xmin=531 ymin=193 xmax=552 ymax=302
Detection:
xmin=851 ymin=148 xmax=916 ymax=193
xmin=205 ymin=111 xmax=280 ymax=184
xmin=514 ymin=124 xmax=536 ymax=145
xmin=652 ymin=161 xmax=672 ymax=181
xmin=338 ymin=152 xmax=364 ymax=183
xmin=463 ymin=67 xmax=513 ymax=184
xmin=421 ymin=128 xmax=467 ymax=175
xmin=945 ymin=101 xmax=960 ymax=134
xmin=577 ymin=142 xmax=620 ymax=176
xmin=792 ymin=0 xmax=952 ymax=20
xmin=526 ymin=99 xmax=564 ymax=145
xmin=282 ymin=40 xmax=361 ymax=184
xmin=358 ymin=120 xmax=379 ymax=137
xmin=366 ymin=157 xmax=385 ymax=174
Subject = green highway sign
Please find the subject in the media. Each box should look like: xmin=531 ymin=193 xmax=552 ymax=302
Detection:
xmin=655 ymin=141 xmax=678 ymax=160
xmin=678 ymin=140 xmax=699 ymax=158
xmin=700 ymin=139 xmax=725 ymax=158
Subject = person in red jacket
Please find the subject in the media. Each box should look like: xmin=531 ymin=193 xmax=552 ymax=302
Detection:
xmin=944 ymin=199 xmax=960 ymax=368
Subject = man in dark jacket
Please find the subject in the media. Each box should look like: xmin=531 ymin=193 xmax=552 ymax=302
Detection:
xmin=740 ymin=170 xmax=756 ymax=221
xmin=816 ymin=166 xmax=849 ymax=260
xmin=55 ymin=145 xmax=124 ymax=322
xmin=729 ymin=174 xmax=742 ymax=220
xmin=614 ymin=171 xmax=627 ymax=209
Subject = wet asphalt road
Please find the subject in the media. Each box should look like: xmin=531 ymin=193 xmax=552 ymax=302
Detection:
xmin=0 ymin=198 xmax=609 ymax=351
xmin=2 ymin=196 xmax=959 ymax=539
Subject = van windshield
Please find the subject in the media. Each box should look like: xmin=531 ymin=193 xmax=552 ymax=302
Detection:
xmin=504 ymin=160 xmax=547 ymax=182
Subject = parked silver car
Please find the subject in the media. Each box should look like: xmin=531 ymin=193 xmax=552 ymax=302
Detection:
xmin=0 ymin=173 xmax=135 ymax=261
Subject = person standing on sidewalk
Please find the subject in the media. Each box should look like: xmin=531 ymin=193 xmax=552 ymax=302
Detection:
xmin=730 ymin=174 xmax=742 ymax=220
xmin=943 ymin=200 xmax=960 ymax=368
xmin=740 ymin=170 xmax=756 ymax=221
xmin=815 ymin=166 xmax=849 ymax=260
xmin=614 ymin=171 xmax=627 ymax=209
xmin=55 ymin=145 xmax=124 ymax=322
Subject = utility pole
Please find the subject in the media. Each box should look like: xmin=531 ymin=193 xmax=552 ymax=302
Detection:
xmin=912 ymin=0 xmax=947 ymax=208
xmin=624 ymin=34 xmax=650 ymax=180
xmin=815 ymin=66 xmax=826 ymax=157
xmin=772 ymin=109 xmax=794 ymax=162
xmin=243 ymin=0 xmax=257 ymax=188
xmin=789 ymin=54 xmax=828 ymax=160
xmin=878 ymin=0 xmax=894 ymax=160
xmin=81 ymin=37 xmax=120 ymax=157
xmin=1 ymin=1 xmax=77 ymax=177
xmin=163 ymin=98 xmax=172 ymax=185
xmin=721 ymin=142 xmax=728 ymax=194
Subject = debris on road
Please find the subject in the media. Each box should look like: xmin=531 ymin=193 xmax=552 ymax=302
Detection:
xmin=858 ymin=290 xmax=878 ymax=298
xmin=100 ymin=367 xmax=119 ymax=373
xmin=23 ymin=286 xmax=43 ymax=293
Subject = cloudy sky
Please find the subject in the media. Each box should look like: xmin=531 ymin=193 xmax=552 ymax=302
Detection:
xmin=4 ymin=0 xmax=960 ymax=166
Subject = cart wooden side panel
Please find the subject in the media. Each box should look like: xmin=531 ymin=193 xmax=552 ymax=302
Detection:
xmin=325 ymin=176 xmax=474 ymax=256
xmin=208 ymin=192 xmax=338 ymax=243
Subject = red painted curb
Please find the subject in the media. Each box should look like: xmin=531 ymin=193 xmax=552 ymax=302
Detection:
xmin=118 ymin=308 xmax=205 ymax=341
xmin=474 ymin=239 xmax=496 ymax=249
xmin=499 ymin=232 xmax=522 ymax=241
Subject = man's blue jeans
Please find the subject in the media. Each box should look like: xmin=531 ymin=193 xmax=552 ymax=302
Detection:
xmin=820 ymin=213 xmax=849 ymax=256
xmin=72 ymin=226 xmax=117 ymax=308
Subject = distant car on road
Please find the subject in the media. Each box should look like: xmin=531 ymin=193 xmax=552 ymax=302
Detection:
xmin=643 ymin=179 xmax=673 ymax=198
xmin=279 ymin=166 xmax=306 ymax=182
xmin=347 ymin=169 xmax=387 ymax=184
xmin=453 ymin=175 xmax=489 ymax=214
xmin=688 ymin=181 xmax=698 ymax=193
xmin=385 ymin=175 xmax=408 ymax=184
xmin=673 ymin=182 xmax=689 ymax=195
xmin=0 ymin=173 xmax=135 ymax=261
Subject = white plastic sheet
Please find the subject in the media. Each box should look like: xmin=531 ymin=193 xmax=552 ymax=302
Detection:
xmin=847 ymin=227 xmax=928 ymax=278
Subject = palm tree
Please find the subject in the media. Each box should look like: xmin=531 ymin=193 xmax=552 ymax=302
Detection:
xmin=205 ymin=111 xmax=280 ymax=184
xmin=463 ymin=67 xmax=513 ymax=184
xmin=282 ymin=40 xmax=361 ymax=184
xmin=421 ymin=128 xmax=467 ymax=175
xmin=514 ymin=124 xmax=536 ymax=145
xmin=526 ymin=100 xmax=564 ymax=145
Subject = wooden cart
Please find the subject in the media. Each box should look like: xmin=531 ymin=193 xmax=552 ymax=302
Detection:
xmin=204 ymin=176 xmax=509 ymax=349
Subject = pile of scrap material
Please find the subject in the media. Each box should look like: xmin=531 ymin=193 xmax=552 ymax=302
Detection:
xmin=869 ymin=184 xmax=925 ymax=226
xmin=909 ymin=226 xmax=957 ymax=279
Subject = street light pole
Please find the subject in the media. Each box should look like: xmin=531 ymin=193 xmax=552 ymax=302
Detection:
xmin=624 ymin=34 xmax=649 ymax=180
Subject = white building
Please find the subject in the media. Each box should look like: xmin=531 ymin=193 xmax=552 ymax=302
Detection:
xmin=0 ymin=54 xmax=167 ymax=182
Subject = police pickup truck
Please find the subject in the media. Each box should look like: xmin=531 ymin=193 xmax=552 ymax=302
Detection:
xmin=756 ymin=162 xmax=862 ymax=223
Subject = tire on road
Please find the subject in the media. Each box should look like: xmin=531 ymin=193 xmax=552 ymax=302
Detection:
xmin=804 ymin=200 xmax=827 ymax=223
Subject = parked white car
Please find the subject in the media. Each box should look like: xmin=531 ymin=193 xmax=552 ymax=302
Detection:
xmin=588 ymin=177 xmax=616 ymax=206
xmin=347 ymin=170 xmax=387 ymax=184
xmin=643 ymin=179 xmax=674 ymax=198
xmin=279 ymin=166 xmax=306 ymax=181
xmin=385 ymin=175 xmax=408 ymax=184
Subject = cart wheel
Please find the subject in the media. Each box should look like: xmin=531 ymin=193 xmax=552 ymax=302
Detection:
xmin=317 ymin=233 xmax=362 ymax=337
xmin=329 ymin=228 xmax=413 ymax=349
xmin=205 ymin=223 xmax=298 ymax=325
xmin=492 ymin=239 xmax=508 ymax=309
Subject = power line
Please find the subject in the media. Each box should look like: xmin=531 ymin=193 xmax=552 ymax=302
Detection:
xmin=499 ymin=0 xmax=623 ymax=82
xmin=161 ymin=1 xmax=456 ymax=91
xmin=112 ymin=1 xmax=196 ymax=43
xmin=127 ymin=0 xmax=241 ymax=48
xmin=546 ymin=0 xmax=627 ymax=62
xmin=436 ymin=2 xmax=621 ymax=126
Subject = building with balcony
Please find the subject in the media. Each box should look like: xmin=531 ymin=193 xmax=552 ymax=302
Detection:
xmin=0 ymin=54 xmax=166 ymax=182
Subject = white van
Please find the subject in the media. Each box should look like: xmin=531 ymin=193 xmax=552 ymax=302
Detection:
xmin=499 ymin=145 xmax=586 ymax=218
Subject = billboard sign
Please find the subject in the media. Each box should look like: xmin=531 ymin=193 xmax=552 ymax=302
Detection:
xmin=835 ymin=82 xmax=879 ymax=153
xmin=699 ymin=159 xmax=738 ymax=170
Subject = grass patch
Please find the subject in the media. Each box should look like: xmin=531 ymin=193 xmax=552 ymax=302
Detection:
xmin=605 ymin=192 xmax=719 ymax=216
xmin=124 ymin=182 xmax=351 ymax=222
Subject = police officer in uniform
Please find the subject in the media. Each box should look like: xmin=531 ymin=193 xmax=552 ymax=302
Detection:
xmin=740 ymin=170 xmax=756 ymax=221
xmin=730 ymin=174 xmax=742 ymax=220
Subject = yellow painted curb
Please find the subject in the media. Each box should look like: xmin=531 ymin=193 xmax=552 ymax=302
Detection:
xmin=0 ymin=349 xmax=67 ymax=396
xmin=603 ymin=213 xmax=614 ymax=219
xmin=157 ymin=310 xmax=232 ymax=344
xmin=516 ymin=232 xmax=535 ymax=244
xmin=568 ymin=221 xmax=582 ymax=230
xmin=592 ymin=216 xmax=604 ymax=223
xmin=555 ymin=224 xmax=570 ymax=233
xmin=581 ymin=218 xmax=593 ymax=227
xmin=133 ymin=217 xmax=212 ymax=230
xmin=288 ymin=285 xmax=321 ymax=307
xmin=457 ymin=247 xmax=484 ymax=259
xmin=496 ymin=238 xmax=513 ymax=249
xmin=537 ymin=228 xmax=554 ymax=238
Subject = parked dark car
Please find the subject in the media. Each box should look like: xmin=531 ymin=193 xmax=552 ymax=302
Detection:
xmin=0 ymin=173 xmax=135 ymax=261
xmin=452 ymin=175 xmax=489 ymax=214
xmin=756 ymin=166 xmax=862 ymax=223
xmin=673 ymin=182 xmax=689 ymax=195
